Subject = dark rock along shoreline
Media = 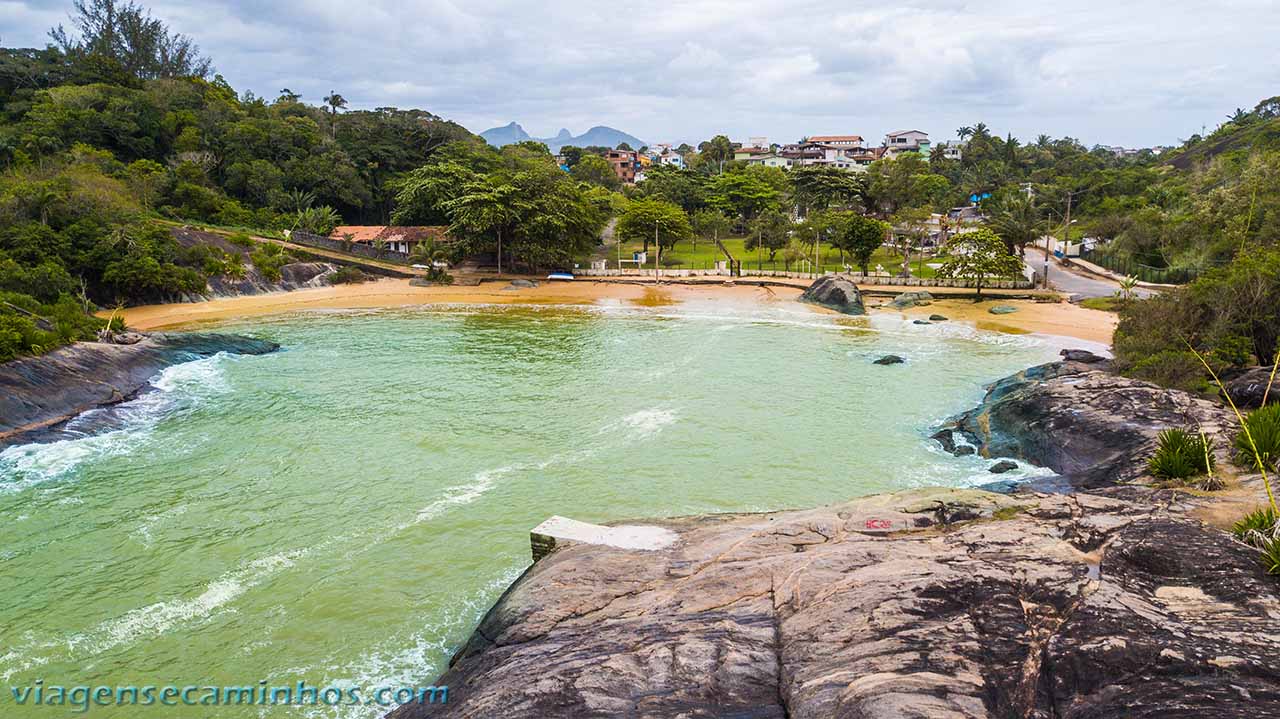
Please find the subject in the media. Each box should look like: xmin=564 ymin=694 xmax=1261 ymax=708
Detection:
xmin=388 ymin=353 xmax=1280 ymax=718
xmin=0 ymin=333 xmax=279 ymax=447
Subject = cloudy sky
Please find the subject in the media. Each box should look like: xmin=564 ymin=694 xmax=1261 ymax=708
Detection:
xmin=6 ymin=0 xmax=1279 ymax=147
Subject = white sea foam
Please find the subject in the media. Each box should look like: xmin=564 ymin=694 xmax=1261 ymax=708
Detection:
xmin=0 ymin=354 xmax=232 ymax=493
xmin=414 ymin=466 xmax=513 ymax=522
xmin=612 ymin=408 xmax=678 ymax=438
xmin=0 ymin=549 xmax=303 ymax=681
xmin=297 ymin=565 xmax=525 ymax=719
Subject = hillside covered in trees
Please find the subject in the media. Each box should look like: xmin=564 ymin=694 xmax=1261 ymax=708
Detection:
xmin=1 ymin=0 xmax=1278 ymax=389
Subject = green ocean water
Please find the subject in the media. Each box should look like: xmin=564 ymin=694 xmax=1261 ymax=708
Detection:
xmin=0 ymin=299 xmax=1074 ymax=717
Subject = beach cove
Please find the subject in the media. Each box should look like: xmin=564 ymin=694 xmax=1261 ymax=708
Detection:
xmin=1 ymin=283 xmax=1112 ymax=718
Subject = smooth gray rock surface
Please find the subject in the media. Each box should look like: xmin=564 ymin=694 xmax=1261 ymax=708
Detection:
xmin=951 ymin=360 xmax=1236 ymax=488
xmin=388 ymin=489 xmax=1280 ymax=718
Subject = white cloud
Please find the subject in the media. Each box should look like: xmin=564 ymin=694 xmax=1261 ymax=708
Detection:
xmin=4 ymin=0 xmax=1279 ymax=147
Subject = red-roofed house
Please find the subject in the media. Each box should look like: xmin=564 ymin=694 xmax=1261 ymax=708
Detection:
xmin=330 ymin=226 xmax=450 ymax=255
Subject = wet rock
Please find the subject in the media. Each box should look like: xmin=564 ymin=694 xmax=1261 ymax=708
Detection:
xmin=873 ymin=354 xmax=905 ymax=365
xmin=0 ymin=333 xmax=279 ymax=447
xmin=1221 ymin=366 xmax=1278 ymax=408
xmin=929 ymin=314 xmax=948 ymax=321
xmin=953 ymin=361 xmax=1235 ymax=488
xmin=913 ymin=319 xmax=932 ymax=325
xmin=799 ymin=275 xmax=865 ymax=315
xmin=888 ymin=291 xmax=933 ymax=309
xmin=989 ymin=460 xmax=1019 ymax=474
xmin=1060 ymin=348 xmax=1107 ymax=364
xmin=989 ymin=305 xmax=1018 ymax=315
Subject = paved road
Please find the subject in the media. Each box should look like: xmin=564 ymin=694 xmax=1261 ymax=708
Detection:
xmin=1026 ymin=255 xmax=1156 ymax=299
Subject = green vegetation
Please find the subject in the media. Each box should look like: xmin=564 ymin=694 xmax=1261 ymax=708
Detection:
xmin=1236 ymin=404 xmax=1280 ymax=472
xmin=1146 ymin=428 xmax=1216 ymax=481
xmin=935 ymin=229 xmax=1024 ymax=300
xmin=1080 ymin=296 xmax=1123 ymax=312
xmin=1114 ymin=247 xmax=1280 ymax=390
xmin=249 ymin=243 xmax=291 ymax=282
xmin=326 ymin=266 xmax=371 ymax=284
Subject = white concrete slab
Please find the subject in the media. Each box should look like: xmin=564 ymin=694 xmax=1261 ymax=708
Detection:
xmin=532 ymin=516 xmax=678 ymax=551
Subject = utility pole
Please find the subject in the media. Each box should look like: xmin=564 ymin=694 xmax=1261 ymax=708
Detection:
xmin=1044 ymin=191 xmax=1073 ymax=289
xmin=654 ymin=222 xmax=660 ymax=284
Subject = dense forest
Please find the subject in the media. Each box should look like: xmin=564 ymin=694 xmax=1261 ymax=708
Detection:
xmin=1 ymin=0 xmax=1277 ymax=392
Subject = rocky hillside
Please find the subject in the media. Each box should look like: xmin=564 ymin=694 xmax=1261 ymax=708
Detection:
xmin=170 ymin=227 xmax=340 ymax=301
xmin=388 ymin=354 xmax=1278 ymax=718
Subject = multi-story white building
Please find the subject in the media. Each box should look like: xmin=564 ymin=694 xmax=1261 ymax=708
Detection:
xmin=883 ymin=130 xmax=931 ymax=158
xmin=807 ymin=135 xmax=865 ymax=149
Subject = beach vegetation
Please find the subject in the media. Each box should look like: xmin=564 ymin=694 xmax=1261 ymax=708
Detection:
xmin=1147 ymin=427 xmax=1216 ymax=481
xmin=934 ymin=229 xmax=1024 ymax=300
xmin=1236 ymin=404 xmax=1280 ymax=472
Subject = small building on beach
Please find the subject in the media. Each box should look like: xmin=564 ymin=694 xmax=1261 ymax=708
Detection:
xmin=330 ymin=226 xmax=450 ymax=255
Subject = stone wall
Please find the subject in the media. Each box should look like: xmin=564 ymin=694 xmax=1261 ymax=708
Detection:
xmin=288 ymin=231 xmax=413 ymax=264
xmin=574 ymin=267 xmax=1033 ymax=288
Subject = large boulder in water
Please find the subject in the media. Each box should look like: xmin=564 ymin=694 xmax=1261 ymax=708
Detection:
xmin=799 ymin=275 xmax=865 ymax=315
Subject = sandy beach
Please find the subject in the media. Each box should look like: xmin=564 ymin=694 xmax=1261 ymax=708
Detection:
xmin=110 ymin=277 xmax=1118 ymax=346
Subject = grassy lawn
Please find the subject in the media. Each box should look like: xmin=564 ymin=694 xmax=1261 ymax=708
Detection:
xmin=588 ymin=237 xmax=946 ymax=277
xmin=1079 ymin=296 xmax=1123 ymax=312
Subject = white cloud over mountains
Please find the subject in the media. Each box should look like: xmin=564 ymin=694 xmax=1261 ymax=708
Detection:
xmin=6 ymin=0 xmax=1279 ymax=147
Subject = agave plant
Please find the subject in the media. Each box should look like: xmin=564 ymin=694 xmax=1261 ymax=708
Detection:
xmin=1116 ymin=274 xmax=1139 ymax=301
xmin=1147 ymin=427 xmax=1215 ymax=480
xmin=1236 ymin=404 xmax=1280 ymax=472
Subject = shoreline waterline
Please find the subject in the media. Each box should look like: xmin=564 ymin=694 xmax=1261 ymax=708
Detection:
xmin=106 ymin=277 xmax=1117 ymax=347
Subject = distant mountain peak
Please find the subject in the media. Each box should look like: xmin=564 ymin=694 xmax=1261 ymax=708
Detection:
xmin=478 ymin=123 xmax=646 ymax=153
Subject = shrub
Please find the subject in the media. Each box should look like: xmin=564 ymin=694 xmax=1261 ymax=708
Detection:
xmin=1262 ymin=537 xmax=1280 ymax=576
xmin=250 ymin=244 xmax=291 ymax=282
xmin=327 ymin=266 xmax=370 ymax=285
xmin=226 ymin=233 xmax=254 ymax=248
xmin=1235 ymin=404 xmax=1280 ymax=472
xmin=1127 ymin=350 xmax=1211 ymax=393
xmin=1233 ymin=505 xmax=1280 ymax=547
xmin=1147 ymin=427 xmax=1216 ymax=480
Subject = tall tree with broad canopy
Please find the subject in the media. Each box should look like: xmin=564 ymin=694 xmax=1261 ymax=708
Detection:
xmin=616 ymin=199 xmax=692 ymax=255
xmin=935 ymin=228 xmax=1024 ymax=300
xmin=689 ymin=208 xmax=732 ymax=251
xmin=745 ymin=209 xmax=791 ymax=262
xmin=833 ymin=214 xmax=890 ymax=277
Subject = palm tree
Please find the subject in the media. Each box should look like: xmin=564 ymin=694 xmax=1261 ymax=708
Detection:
xmin=957 ymin=126 xmax=974 ymax=140
xmin=988 ymin=193 xmax=1043 ymax=258
xmin=323 ymin=91 xmax=348 ymax=138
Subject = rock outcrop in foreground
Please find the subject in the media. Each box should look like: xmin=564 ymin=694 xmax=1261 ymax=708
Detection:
xmin=943 ymin=353 xmax=1237 ymax=488
xmin=799 ymin=275 xmax=865 ymax=315
xmin=389 ymin=356 xmax=1279 ymax=718
xmin=0 ymin=333 xmax=278 ymax=446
